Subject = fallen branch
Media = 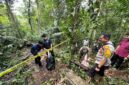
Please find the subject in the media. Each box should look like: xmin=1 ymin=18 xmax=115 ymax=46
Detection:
xmin=70 ymin=60 xmax=89 ymax=71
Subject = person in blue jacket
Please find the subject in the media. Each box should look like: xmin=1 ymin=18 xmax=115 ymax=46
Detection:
xmin=31 ymin=41 xmax=44 ymax=67
xmin=41 ymin=34 xmax=55 ymax=70
xmin=41 ymin=34 xmax=52 ymax=49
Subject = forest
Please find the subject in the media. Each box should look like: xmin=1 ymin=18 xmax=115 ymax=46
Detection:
xmin=0 ymin=0 xmax=129 ymax=85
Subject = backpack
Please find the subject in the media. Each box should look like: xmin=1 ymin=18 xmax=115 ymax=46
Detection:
xmin=102 ymin=42 xmax=114 ymax=58
xmin=46 ymin=52 xmax=55 ymax=71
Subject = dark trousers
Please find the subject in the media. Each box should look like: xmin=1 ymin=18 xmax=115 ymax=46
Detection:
xmin=88 ymin=64 xmax=109 ymax=78
xmin=46 ymin=51 xmax=55 ymax=71
xmin=46 ymin=57 xmax=55 ymax=71
xmin=50 ymin=50 xmax=55 ymax=57
xmin=111 ymin=53 xmax=124 ymax=69
xmin=35 ymin=56 xmax=42 ymax=67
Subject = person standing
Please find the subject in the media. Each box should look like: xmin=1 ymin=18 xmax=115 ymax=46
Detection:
xmin=41 ymin=34 xmax=55 ymax=71
xmin=88 ymin=33 xmax=114 ymax=83
xmin=111 ymin=33 xmax=129 ymax=69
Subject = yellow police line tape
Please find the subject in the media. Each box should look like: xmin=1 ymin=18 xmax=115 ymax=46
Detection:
xmin=0 ymin=39 xmax=69 ymax=77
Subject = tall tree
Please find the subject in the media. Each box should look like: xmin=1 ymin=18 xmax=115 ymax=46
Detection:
xmin=36 ymin=0 xmax=41 ymax=34
xmin=28 ymin=0 xmax=33 ymax=34
xmin=67 ymin=0 xmax=82 ymax=54
xmin=5 ymin=0 xmax=22 ymax=38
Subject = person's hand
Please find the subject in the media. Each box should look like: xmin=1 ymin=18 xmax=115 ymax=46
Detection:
xmin=127 ymin=55 xmax=129 ymax=58
xmin=125 ymin=55 xmax=129 ymax=60
xmin=125 ymin=58 xmax=128 ymax=60
xmin=95 ymin=67 xmax=100 ymax=72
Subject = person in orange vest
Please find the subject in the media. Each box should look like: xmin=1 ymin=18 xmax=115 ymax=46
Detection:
xmin=88 ymin=33 xmax=114 ymax=83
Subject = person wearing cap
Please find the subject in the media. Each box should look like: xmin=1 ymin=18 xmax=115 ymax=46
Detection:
xmin=31 ymin=41 xmax=44 ymax=67
xmin=88 ymin=33 xmax=114 ymax=83
xmin=41 ymin=34 xmax=52 ymax=49
xmin=111 ymin=33 xmax=129 ymax=69
xmin=41 ymin=34 xmax=55 ymax=70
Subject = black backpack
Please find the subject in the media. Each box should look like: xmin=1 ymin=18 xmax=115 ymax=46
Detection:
xmin=46 ymin=52 xmax=55 ymax=71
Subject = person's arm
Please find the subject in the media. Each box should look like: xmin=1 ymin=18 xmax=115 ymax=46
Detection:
xmin=50 ymin=39 xmax=52 ymax=48
xmin=86 ymin=46 xmax=90 ymax=51
xmin=127 ymin=55 xmax=129 ymax=58
xmin=86 ymin=46 xmax=91 ymax=58
xmin=125 ymin=54 xmax=129 ymax=60
xmin=95 ymin=46 xmax=108 ymax=71
xmin=50 ymin=41 xmax=52 ymax=48
xmin=98 ymin=58 xmax=106 ymax=68
xmin=114 ymin=45 xmax=120 ymax=52
xmin=79 ymin=47 xmax=83 ymax=53
xmin=95 ymin=57 xmax=106 ymax=72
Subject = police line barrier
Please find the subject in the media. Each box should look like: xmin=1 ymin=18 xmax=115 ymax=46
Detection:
xmin=0 ymin=39 xmax=68 ymax=77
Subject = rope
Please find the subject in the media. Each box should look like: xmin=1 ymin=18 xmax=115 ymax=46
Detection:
xmin=0 ymin=39 xmax=68 ymax=77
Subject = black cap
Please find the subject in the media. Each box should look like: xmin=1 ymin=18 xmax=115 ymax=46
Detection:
xmin=102 ymin=33 xmax=111 ymax=39
xmin=41 ymin=34 xmax=47 ymax=37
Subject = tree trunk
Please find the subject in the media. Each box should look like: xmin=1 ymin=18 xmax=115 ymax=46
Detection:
xmin=36 ymin=0 xmax=41 ymax=35
xmin=5 ymin=0 xmax=22 ymax=38
xmin=71 ymin=0 xmax=81 ymax=54
xmin=28 ymin=0 xmax=33 ymax=34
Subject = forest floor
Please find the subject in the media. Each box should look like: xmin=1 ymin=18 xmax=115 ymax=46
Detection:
xmin=27 ymin=58 xmax=89 ymax=85
xmin=24 ymin=47 xmax=129 ymax=85
xmin=28 ymin=61 xmax=88 ymax=85
xmin=1 ymin=47 xmax=129 ymax=85
xmin=21 ymin=47 xmax=89 ymax=85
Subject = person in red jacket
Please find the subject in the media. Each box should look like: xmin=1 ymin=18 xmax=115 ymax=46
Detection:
xmin=111 ymin=33 xmax=129 ymax=69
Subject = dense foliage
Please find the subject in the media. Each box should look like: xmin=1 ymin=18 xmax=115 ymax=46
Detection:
xmin=0 ymin=0 xmax=129 ymax=84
